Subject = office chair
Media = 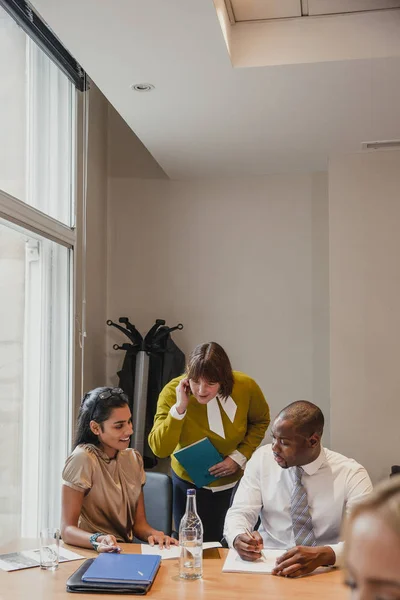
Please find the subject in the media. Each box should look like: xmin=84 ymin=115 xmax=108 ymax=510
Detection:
xmin=136 ymin=471 xmax=173 ymax=542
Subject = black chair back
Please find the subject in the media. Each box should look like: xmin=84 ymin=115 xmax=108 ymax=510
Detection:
xmin=390 ymin=466 xmax=400 ymax=478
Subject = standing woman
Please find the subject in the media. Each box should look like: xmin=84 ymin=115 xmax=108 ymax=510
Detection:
xmin=148 ymin=342 xmax=270 ymax=541
xmin=61 ymin=387 xmax=177 ymax=552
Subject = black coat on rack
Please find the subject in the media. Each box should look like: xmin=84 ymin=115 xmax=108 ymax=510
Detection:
xmin=108 ymin=318 xmax=185 ymax=469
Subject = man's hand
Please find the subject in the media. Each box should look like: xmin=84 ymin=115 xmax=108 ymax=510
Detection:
xmin=272 ymin=545 xmax=336 ymax=578
xmin=233 ymin=531 xmax=264 ymax=561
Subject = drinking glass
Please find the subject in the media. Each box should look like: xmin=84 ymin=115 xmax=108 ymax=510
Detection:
xmin=39 ymin=528 xmax=60 ymax=570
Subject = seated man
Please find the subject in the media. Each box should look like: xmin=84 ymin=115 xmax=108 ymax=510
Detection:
xmin=223 ymin=401 xmax=372 ymax=577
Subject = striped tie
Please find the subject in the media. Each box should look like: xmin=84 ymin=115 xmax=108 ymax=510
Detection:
xmin=290 ymin=466 xmax=317 ymax=547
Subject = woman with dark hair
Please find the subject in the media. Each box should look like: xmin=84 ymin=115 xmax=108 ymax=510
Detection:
xmin=148 ymin=342 xmax=270 ymax=541
xmin=61 ymin=387 xmax=177 ymax=552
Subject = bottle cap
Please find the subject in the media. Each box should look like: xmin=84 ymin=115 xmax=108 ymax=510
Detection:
xmin=187 ymin=489 xmax=196 ymax=496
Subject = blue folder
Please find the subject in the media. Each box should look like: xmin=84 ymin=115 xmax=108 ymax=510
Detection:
xmin=173 ymin=437 xmax=224 ymax=488
xmin=82 ymin=553 xmax=161 ymax=585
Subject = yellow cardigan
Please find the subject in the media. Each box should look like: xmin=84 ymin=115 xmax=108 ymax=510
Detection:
xmin=148 ymin=371 xmax=270 ymax=487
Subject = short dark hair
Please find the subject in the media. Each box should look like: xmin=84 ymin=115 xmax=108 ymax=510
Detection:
xmin=278 ymin=400 xmax=324 ymax=437
xmin=186 ymin=342 xmax=234 ymax=399
xmin=74 ymin=387 xmax=129 ymax=448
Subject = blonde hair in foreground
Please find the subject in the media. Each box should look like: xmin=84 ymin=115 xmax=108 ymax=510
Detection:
xmin=345 ymin=476 xmax=400 ymax=541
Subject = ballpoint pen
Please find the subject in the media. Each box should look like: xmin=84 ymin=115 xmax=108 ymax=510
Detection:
xmin=244 ymin=528 xmax=257 ymax=541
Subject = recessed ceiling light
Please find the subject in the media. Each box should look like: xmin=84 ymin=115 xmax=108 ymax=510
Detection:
xmin=131 ymin=83 xmax=155 ymax=92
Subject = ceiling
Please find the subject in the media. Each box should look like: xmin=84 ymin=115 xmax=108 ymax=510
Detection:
xmin=29 ymin=0 xmax=400 ymax=179
xmin=228 ymin=0 xmax=400 ymax=22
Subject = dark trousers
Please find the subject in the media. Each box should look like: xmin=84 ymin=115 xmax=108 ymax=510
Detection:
xmin=172 ymin=471 xmax=233 ymax=542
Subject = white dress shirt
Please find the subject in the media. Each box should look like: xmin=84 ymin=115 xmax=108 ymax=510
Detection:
xmin=223 ymin=444 xmax=373 ymax=565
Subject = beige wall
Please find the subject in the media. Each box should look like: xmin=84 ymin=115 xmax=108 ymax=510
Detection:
xmin=75 ymin=86 xmax=166 ymax=410
xmin=329 ymin=150 xmax=400 ymax=482
xmin=107 ymin=104 xmax=167 ymax=180
xmin=106 ymin=173 xmax=330 ymax=441
xmin=230 ymin=9 xmax=400 ymax=68
xmin=83 ymin=85 xmax=109 ymax=392
xmin=74 ymin=84 xmax=109 ymax=410
xmin=78 ymin=89 xmax=399 ymax=482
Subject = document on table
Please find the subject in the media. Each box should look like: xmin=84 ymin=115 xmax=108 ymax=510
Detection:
xmin=0 ymin=547 xmax=85 ymax=572
xmin=222 ymin=548 xmax=283 ymax=573
xmin=141 ymin=541 xmax=222 ymax=560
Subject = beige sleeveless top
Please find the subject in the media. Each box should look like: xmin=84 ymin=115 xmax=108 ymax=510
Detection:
xmin=62 ymin=444 xmax=146 ymax=542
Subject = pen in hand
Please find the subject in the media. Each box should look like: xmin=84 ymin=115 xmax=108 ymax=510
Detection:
xmin=245 ymin=528 xmax=256 ymax=541
xmin=244 ymin=528 xmax=265 ymax=560
xmin=93 ymin=540 xmax=121 ymax=553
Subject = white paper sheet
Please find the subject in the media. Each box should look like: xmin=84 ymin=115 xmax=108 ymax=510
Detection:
xmin=222 ymin=548 xmax=283 ymax=574
xmin=0 ymin=547 xmax=85 ymax=572
xmin=141 ymin=541 xmax=222 ymax=560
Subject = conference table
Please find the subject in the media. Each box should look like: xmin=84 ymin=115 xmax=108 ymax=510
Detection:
xmin=0 ymin=540 xmax=348 ymax=599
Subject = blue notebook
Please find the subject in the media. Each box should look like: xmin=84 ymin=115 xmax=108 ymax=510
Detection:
xmin=173 ymin=437 xmax=224 ymax=488
xmin=82 ymin=553 xmax=161 ymax=585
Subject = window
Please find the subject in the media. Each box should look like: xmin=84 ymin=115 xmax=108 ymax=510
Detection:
xmin=26 ymin=38 xmax=76 ymax=226
xmin=0 ymin=2 xmax=78 ymax=543
xmin=0 ymin=220 xmax=71 ymax=539
xmin=0 ymin=9 xmax=75 ymax=224
xmin=0 ymin=9 xmax=27 ymax=201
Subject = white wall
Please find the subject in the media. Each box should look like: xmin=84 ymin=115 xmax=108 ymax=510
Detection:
xmin=106 ymin=173 xmax=330 ymax=442
xmin=329 ymin=150 xmax=400 ymax=482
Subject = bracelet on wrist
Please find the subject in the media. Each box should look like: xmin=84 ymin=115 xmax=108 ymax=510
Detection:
xmin=89 ymin=532 xmax=104 ymax=551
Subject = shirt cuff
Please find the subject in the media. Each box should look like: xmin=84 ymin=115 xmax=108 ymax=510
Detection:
xmin=62 ymin=480 xmax=90 ymax=493
xmin=170 ymin=404 xmax=186 ymax=420
xmin=326 ymin=542 xmax=343 ymax=567
xmin=228 ymin=450 xmax=247 ymax=469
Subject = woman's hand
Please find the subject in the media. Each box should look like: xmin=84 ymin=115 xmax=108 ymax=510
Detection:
xmin=147 ymin=531 xmax=179 ymax=549
xmin=209 ymin=456 xmax=240 ymax=478
xmin=97 ymin=534 xmax=121 ymax=553
xmin=176 ymin=378 xmax=191 ymax=415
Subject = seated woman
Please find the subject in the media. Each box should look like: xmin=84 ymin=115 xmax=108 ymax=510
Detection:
xmin=61 ymin=387 xmax=177 ymax=552
xmin=148 ymin=342 xmax=270 ymax=542
xmin=344 ymin=476 xmax=400 ymax=598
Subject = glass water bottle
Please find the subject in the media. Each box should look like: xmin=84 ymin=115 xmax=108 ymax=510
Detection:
xmin=179 ymin=489 xmax=203 ymax=579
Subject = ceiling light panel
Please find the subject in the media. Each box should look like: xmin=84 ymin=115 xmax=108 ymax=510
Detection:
xmin=308 ymin=0 xmax=400 ymax=16
xmin=229 ymin=0 xmax=302 ymax=22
